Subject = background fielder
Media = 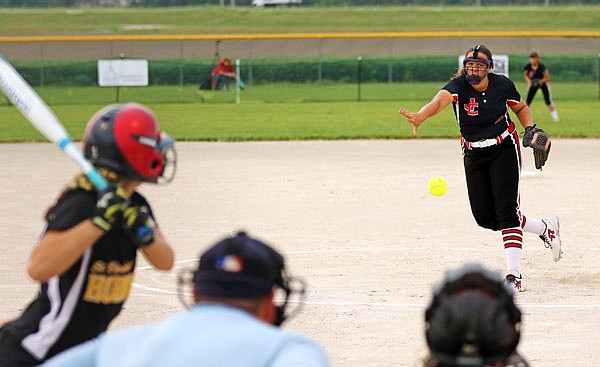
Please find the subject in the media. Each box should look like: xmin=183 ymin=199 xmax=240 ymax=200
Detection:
xmin=523 ymin=51 xmax=559 ymax=122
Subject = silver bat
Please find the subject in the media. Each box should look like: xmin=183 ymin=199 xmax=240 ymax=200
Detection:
xmin=0 ymin=54 xmax=107 ymax=190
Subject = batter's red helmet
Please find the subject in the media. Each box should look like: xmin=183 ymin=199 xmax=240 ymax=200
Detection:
xmin=83 ymin=103 xmax=176 ymax=183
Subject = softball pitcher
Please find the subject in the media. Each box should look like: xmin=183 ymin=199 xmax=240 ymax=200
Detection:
xmin=399 ymin=45 xmax=562 ymax=292
xmin=0 ymin=103 xmax=177 ymax=366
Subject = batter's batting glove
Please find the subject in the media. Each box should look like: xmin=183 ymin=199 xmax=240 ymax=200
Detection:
xmin=91 ymin=185 xmax=129 ymax=232
xmin=123 ymin=206 xmax=156 ymax=247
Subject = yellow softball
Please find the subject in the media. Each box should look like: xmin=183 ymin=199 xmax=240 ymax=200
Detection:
xmin=428 ymin=176 xmax=447 ymax=197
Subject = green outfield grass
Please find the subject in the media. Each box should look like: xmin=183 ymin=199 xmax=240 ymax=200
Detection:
xmin=0 ymin=6 xmax=598 ymax=35
xmin=0 ymin=82 xmax=598 ymax=142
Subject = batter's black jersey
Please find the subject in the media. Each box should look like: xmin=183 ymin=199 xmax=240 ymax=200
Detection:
xmin=443 ymin=73 xmax=521 ymax=142
xmin=524 ymin=62 xmax=547 ymax=81
xmin=3 ymin=189 xmax=154 ymax=362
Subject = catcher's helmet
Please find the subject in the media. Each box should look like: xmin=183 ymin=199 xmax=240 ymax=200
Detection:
xmin=425 ymin=263 xmax=526 ymax=367
xmin=83 ymin=103 xmax=176 ymax=183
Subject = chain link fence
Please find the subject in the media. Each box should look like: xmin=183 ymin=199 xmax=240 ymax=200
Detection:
xmin=1 ymin=34 xmax=599 ymax=89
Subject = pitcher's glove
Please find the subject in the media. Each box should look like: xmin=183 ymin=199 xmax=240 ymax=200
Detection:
xmin=522 ymin=125 xmax=551 ymax=170
xmin=123 ymin=206 xmax=156 ymax=247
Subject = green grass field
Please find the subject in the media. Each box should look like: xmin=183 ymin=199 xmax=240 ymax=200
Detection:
xmin=0 ymin=6 xmax=598 ymax=142
xmin=0 ymin=6 xmax=598 ymax=35
xmin=1 ymin=82 xmax=597 ymax=142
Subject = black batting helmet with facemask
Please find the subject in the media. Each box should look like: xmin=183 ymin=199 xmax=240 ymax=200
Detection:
xmin=425 ymin=263 xmax=528 ymax=367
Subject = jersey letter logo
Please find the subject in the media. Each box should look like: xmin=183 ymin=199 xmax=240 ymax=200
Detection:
xmin=464 ymin=98 xmax=479 ymax=116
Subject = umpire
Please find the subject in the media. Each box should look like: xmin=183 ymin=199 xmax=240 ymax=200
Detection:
xmin=42 ymin=231 xmax=331 ymax=367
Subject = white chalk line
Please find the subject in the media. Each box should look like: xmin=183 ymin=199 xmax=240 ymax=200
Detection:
xmin=132 ymin=247 xmax=600 ymax=309
xmin=133 ymin=246 xmax=600 ymax=310
xmin=132 ymin=283 xmax=180 ymax=294
xmin=136 ymin=246 xmax=600 ymax=271
xmin=129 ymin=284 xmax=600 ymax=310
xmin=299 ymin=300 xmax=600 ymax=310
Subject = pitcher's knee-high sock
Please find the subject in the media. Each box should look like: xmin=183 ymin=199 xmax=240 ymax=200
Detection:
xmin=503 ymin=227 xmax=523 ymax=275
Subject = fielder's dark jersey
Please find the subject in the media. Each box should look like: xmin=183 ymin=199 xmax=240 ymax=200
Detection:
xmin=524 ymin=62 xmax=546 ymax=81
xmin=3 ymin=189 xmax=153 ymax=362
xmin=443 ymin=73 xmax=521 ymax=142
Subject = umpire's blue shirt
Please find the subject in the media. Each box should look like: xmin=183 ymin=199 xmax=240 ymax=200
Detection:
xmin=42 ymin=303 xmax=331 ymax=367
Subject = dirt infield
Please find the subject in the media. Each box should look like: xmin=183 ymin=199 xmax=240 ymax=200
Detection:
xmin=1 ymin=139 xmax=599 ymax=366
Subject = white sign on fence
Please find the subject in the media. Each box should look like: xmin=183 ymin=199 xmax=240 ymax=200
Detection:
xmin=459 ymin=54 xmax=509 ymax=78
xmin=97 ymin=59 xmax=148 ymax=87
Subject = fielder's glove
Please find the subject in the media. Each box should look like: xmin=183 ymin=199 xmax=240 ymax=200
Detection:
xmin=123 ymin=206 xmax=156 ymax=247
xmin=91 ymin=185 xmax=129 ymax=232
xmin=522 ymin=124 xmax=551 ymax=170
xmin=530 ymin=78 xmax=543 ymax=88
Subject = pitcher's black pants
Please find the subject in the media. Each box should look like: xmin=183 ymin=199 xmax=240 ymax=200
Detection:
xmin=463 ymin=136 xmax=522 ymax=231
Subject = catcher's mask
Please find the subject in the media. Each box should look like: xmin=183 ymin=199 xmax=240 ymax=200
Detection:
xmin=425 ymin=263 xmax=526 ymax=367
xmin=83 ymin=103 xmax=177 ymax=184
xmin=177 ymin=231 xmax=306 ymax=327
xmin=462 ymin=44 xmax=494 ymax=86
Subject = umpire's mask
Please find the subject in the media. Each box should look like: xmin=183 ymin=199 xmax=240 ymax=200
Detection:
xmin=177 ymin=231 xmax=307 ymax=327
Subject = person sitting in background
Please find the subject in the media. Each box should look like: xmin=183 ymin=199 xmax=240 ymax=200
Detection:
xmin=211 ymin=57 xmax=236 ymax=90
xmin=523 ymin=52 xmax=559 ymax=122
xmin=422 ymin=263 xmax=529 ymax=367
xmin=42 ymin=231 xmax=331 ymax=367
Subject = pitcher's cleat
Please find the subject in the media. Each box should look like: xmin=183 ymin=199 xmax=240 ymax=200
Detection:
xmin=540 ymin=216 xmax=562 ymax=262
xmin=505 ymin=271 xmax=525 ymax=292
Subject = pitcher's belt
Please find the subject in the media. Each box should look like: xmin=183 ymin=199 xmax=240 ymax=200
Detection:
xmin=462 ymin=122 xmax=515 ymax=150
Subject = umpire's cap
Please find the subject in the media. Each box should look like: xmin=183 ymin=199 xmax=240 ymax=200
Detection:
xmin=425 ymin=263 xmax=528 ymax=367
xmin=193 ymin=231 xmax=283 ymax=299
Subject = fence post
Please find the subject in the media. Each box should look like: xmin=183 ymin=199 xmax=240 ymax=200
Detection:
xmin=248 ymin=41 xmax=253 ymax=85
xmin=236 ymin=58 xmax=241 ymax=104
xmin=115 ymin=53 xmax=125 ymax=103
xmin=39 ymin=43 xmax=45 ymax=87
xmin=179 ymin=40 xmax=184 ymax=87
xmin=318 ymin=39 xmax=322 ymax=84
xmin=357 ymin=56 xmax=362 ymax=102
xmin=388 ymin=38 xmax=393 ymax=83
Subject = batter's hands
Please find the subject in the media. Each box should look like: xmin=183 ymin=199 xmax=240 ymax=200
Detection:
xmin=399 ymin=108 xmax=425 ymax=136
xmin=123 ymin=206 xmax=156 ymax=247
xmin=91 ymin=185 xmax=129 ymax=232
